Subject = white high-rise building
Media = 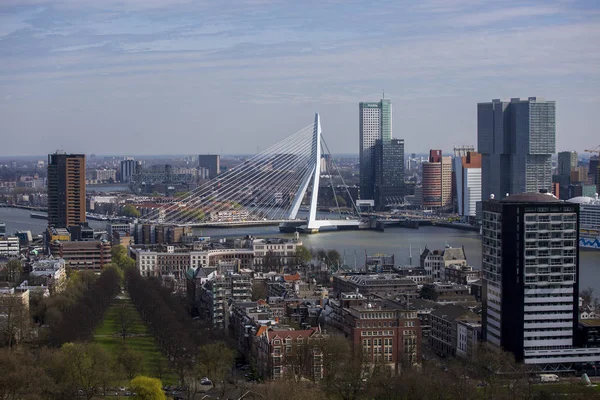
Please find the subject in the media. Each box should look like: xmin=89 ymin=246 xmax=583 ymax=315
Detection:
xmin=482 ymin=192 xmax=600 ymax=366
xmin=359 ymin=99 xmax=392 ymax=201
xmin=454 ymin=151 xmax=482 ymax=217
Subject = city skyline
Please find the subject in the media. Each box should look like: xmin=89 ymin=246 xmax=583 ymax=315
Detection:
xmin=1 ymin=1 xmax=599 ymax=156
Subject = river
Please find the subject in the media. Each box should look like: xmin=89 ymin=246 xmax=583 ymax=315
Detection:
xmin=0 ymin=207 xmax=598 ymax=291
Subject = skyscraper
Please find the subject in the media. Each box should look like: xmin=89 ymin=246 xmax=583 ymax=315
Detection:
xmin=558 ymin=151 xmax=578 ymax=177
xmin=481 ymin=192 xmax=591 ymax=365
xmin=374 ymin=138 xmax=404 ymax=208
xmin=422 ymin=150 xmax=452 ymax=209
xmin=478 ymin=97 xmax=556 ymax=201
xmin=454 ymin=151 xmax=482 ymax=217
xmin=359 ymin=99 xmax=392 ymax=200
xmin=198 ymin=154 xmax=220 ymax=179
xmin=47 ymin=152 xmax=86 ymax=228
xmin=121 ymin=158 xmax=140 ymax=183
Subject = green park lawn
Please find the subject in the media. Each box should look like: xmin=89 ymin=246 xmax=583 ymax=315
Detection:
xmin=94 ymin=297 xmax=178 ymax=384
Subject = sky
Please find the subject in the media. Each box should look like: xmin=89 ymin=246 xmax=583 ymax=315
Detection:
xmin=0 ymin=0 xmax=599 ymax=156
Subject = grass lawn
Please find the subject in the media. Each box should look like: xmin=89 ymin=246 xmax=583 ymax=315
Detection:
xmin=94 ymin=297 xmax=178 ymax=385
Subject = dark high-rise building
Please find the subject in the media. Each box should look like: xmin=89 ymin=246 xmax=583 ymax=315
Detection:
xmin=558 ymin=151 xmax=578 ymax=177
xmin=481 ymin=192 xmax=600 ymax=365
xmin=374 ymin=138 xmax=404 ymax=208
xmin=47 ymin=152 xmax=86 ymax=228
xmin=590 ymin=156 xmax=599 ymax=186
xmin=478 ymin=97 xmax=555 ymax=201
xmin=198 ymin=154 xmax=220 ymax=179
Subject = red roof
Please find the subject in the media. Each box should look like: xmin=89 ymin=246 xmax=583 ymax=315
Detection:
xmin=267 ymin=328 xmax=315 ymax=341
xmin=283 ymin=272 xmax=301 ymax=282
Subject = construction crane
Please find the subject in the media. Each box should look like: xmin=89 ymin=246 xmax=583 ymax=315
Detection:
xmin=585 ymin=145 xmax=600 ymax=157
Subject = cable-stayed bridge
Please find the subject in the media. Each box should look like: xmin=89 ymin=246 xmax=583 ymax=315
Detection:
xmin=145 ymin=114 xmax=371 ymax=233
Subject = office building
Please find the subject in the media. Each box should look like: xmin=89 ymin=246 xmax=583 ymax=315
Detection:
xmin=359 ymin=99 xmax=392 ymax=200
xmin=558 ymin=151 xmax=578 ymax=177
xmin=120 ymin=159 xmax=140 ymax=183
xmin=0 ymin=236 xmax=19 ymax=257
xmin=454 ymin=151 xmax=482 ymax=217
xmin=49 ymin=240 xmax=112 ymax=271
xmin=590 ymin=157 xmax=599 ymax=186
xmin=482 ymin=192 xmax=600 ymax=366
xmin=47 ymin=152 xmax=86 ymax=228
xmin=374 ymin=138 xmax=405 ymax=208
xmin=422 ymin=150 xmax=452 ymax=209
xmin=198 ymin=155 xmax=220 ymax=179
xmin=478 ymin=97 xmax=555 ymax=201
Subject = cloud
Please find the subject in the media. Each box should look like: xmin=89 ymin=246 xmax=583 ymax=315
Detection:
xmin=450 ymin=5 xmax=562 ymax=26
xmin=0 ymin=0 xmax=598 ymax=155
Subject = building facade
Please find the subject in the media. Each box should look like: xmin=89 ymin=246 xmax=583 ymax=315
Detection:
xmin=374 ymin=138 xmax=405 ymax=209
xmin=421 ymin=150 xmax=452 ymax=209
xmin=49 ymin=240 xmax=112 ymax=271
xmin=325 ymin=294 xmax=421 ymax=371
xmin=454 ymin=151 xmax=482 ymax=217
xmin=481 ymin=192 xmax=597 ymax=365
xmin=478 ymin=97 xmax=555 ymax=201
xmin=558 ymin=151 xmax=578 ymax=177
xmin=120 ymin=159 xmax=139 ymax=183
xmin=0 ymin=236 xmax=19 ymax=257
xmin=47 ymin=152 xmax=86 ymax=228
xmin=198 ymin=155 xmax=220 ymax=179
xmin=359 ymin=99 xmax=392 ymax=201
xmin=430 ymin=304 xmax=480 ymax=358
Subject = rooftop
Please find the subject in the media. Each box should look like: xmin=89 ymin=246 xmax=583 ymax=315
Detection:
xmin=431 ymin=304 xmax=471 ymax=321
xmin=579 ymin=319 xmax=600 ymax=328
xmin=499 ymin=192 xmax=561 ymax=203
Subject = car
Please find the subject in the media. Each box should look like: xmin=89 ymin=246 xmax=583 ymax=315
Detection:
xmin=201 ymin=380 xmax=212 ymax=386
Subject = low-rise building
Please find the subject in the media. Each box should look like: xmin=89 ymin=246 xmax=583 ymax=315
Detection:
xmin=255 ymin=326 xmax=323 ymax=380
xmin=420 ymin=246 xmax=467 ymax=280
xmin=430 ymin=304 xmax=480 ymax=358
xmin=198 ymin=273 xmax=252 ymax=328
xmin=49 ymin=240 xmax=112 ymax=271
xmin=29 ymin=258 xmax=67 ymax=294
xmin=332 ymin=273 xmax=419 ymax=299
xmin=443 ymin=264 xmax=482 ymax=285
xmin=252 ymin=238 xmax=302 ymax=269
xmin=324 ymin=294 xmax=422 ymax=372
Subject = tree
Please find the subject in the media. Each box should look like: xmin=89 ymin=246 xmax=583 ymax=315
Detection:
xmin=118 ymin=345 xmax=144 ymax=381
xmin=262 ymin=250 xmax=282 ymax=272
xmin=196 ymin=342 xmax=235 ymax=395
xmin=111 ymin=244 xmax=129 ymax=265
xmin=0 ymin=348 xmax=54 ymax=399
xmin=295 ymin=246 xmax=311 ymax=265
xmin=60 ymin=342 xmax=114 ymax=400
xmin=0 ymin=290 xmax=31 ymax=348
xmin=5 ymin=259 xmax=22 ymax=282
xmin=115 ymin=302 xmax=137 ymax=340
xmin=320 ymin=336 xmax=366 ymax=400
xmin=335 ymin=195 xmax=347 ymax=207
xmin=326 ymin=249 xmax=342 ymax=266
xmin=255 ymin=380 xmax=324 ymax=400
xmin=130 ymin=376 xmax=166 ymax=400
xmin=420 ymin=284 xmax=438 ymax=301
xmin=122 ymin=204 xmax=141 ymax=218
